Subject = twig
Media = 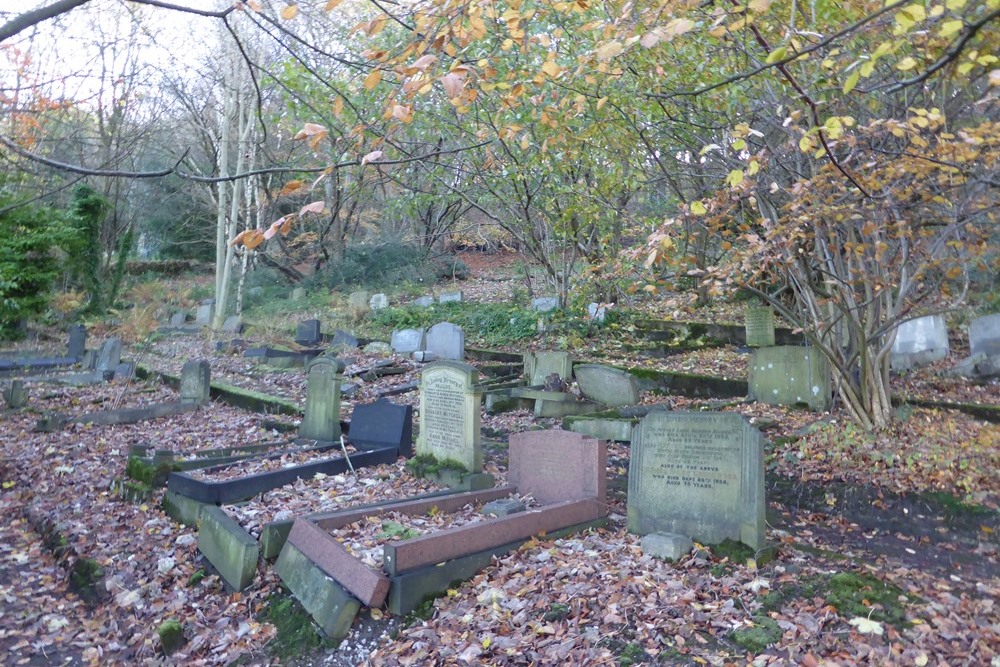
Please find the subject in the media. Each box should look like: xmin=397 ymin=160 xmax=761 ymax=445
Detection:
xmin=340 ymin=435 xmax=356 ymax=477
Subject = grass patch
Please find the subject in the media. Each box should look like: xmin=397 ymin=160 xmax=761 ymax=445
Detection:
xmin=730 ymin=615 xmax=782 ymax=654
xmin=260 ymin=592 xmax=335 ymax=660
xmin=920 ymin=491 xmax=995 ymax=522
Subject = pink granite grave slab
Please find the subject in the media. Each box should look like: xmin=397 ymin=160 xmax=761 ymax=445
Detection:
xmin=508 ymin=430 xmax=607 ymax=505
xmin=311 ymin=486 xmax=514 ymax=531
xmin=286 ymin=518 xmax=390 ymax=607
xmin=383 ymin=498 xmax=603 ymax=575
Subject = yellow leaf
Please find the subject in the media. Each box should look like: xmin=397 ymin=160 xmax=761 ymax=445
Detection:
xmin=848 ymin=617 xmax=884 ymax=636
xmin=370 ymin=609 xmax=384 ymax=620
xmin=482 ymin=637 xmax=492 ymax=649
xmin=726 ymin=169 xmax=745 ymax=186
xmin=990 ymin=69 xmax=1000 ymax=86
xmin=957 ymin=61 xmax=975 ymax=74
xmin=519 ymin=134 xmax=530 ymax=150
xmin=766 ymin=47 xmax=787 ymax=64
xmin=939 ymin=19 xmax=964 ymax=38
xmin=914 ymin=652 xmax=928 ymax=667
xmin=332 ymin=97 xmax=343 ymax=118
xmin=945 ymin=0 xmax=967 ymax=8
xmin=643 ymin=284 xmax=658 ymax=293
xmin=324 ymin=0 xmax=343 ymax=9
xmin=280 ymin=4 xmax=299 ymax=20
xmin=861 ymin=60 xmax=876 ymax=77
xmin=664 ymin=18 xmax=695 ymax=37
xmin=902 ymin=3 xmax=926 ymax=21
xmin=361 ymin=150 xmax=383 ymax=165
xmin=732 ymin=139 xmax=747 ymax=150
xmin=691 ymin=201 xmax=707 ymax=215
xmin=799 ymin=135 xmax=814 ymax=152
xmin=749 ymin=0 xmax=772 ymax=11
xmin=708 ymin=25 xmax=727 ymax=38
xmin=747 ymin=160 xmax=760 ymax=176
xmin=843 ymin=69 xmax=860 ymax=94
xmin=596 ymin=96 xmax=609 ymax=109
xmin=541 ymin=60 xmax=562 ymax=77
xmin=897 ymin=57 xmax=918 ymax=71
xmin=596 ymin=40 xmax=623 ymax=62
xmin=363 ymin=70 xmax=382 ymax=90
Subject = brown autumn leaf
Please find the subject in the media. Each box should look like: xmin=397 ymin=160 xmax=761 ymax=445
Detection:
xmin=280 ymin=4 xmax=299 ymax=20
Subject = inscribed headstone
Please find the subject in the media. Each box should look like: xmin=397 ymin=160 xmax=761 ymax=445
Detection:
xmin=969 ymin=314 xmax=1000 ymax=356
xmin=523 ymin=351 xmax=574 ymax=386
xmin=748 ymin=346 xmax=831 ymax=411
xmin=180 ymin=360 xmax=211 ymax=405
xmin=745 ymin=307 xmax=776 ymax=347
xmin=416 ymin=361 xmax=481 ymax=472
xmin=349 ymin=399 xmax=413 ymax=457
xmin=425 ymin=322 xmax=464 ymax=361
xmin=531 ymin=296 xmax=559 ymax=312
xmin=889 ymin=315 xmax=949 ymax=370
xmin=195 ymin=304 xmax=213 ymax=326
xmin=296 ymin=320 xmax=322 ymax=346
xmin=391 ymin=328 xmax=425 ymax=354
xmin=628 ymin=411 xmax=765 ymax=550
xmin=96 ymin=338 xmax=123 ymax=373
xmin=369 ymin=293 xmax=389 ymax=310
xmin=413 ymin=296 xmax=434 ymax=308
xmin=574 ymin=364 xmax=640 ymax=407
xmin=439 ymin=291 xmax=463 ymax=304
xmin=508 ymin=430 xmax=606 ymax=505
xmin=300 ymin=357 xmax=343 ymax=441
xmin=67 ymin=325 xmax=86 ymax=359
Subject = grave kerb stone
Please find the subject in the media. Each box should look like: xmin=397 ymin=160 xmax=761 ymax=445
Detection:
xmin=416 ymin=361 xmax=482 ymax=472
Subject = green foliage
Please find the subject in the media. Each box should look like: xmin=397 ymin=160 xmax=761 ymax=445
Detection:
xmin=730 ymin=615 xmax=782 ymax=654
xmin=370 ymin=302 xmax=537 ymax=347
xmin=125 ymin=457 xmax=177 ymax=487
xmin=157 ymin=619 xmax=186 ymax=656
xmin=64 ymin=185 xmax=132 ymax=314
xmin=303 ymin=243 xmax=458 ymax=290
xmin=69 ymin=557 xmax=105 ymax=605
xmin=260 ymin=593 xmax=335 ymax=660
xmin=405 ymin=453 xmax=469 ymax=476
xmin=376 ymin=521 xmax=420 ymax=541
xmin=187 ymin=569 xmax=206 ymax=587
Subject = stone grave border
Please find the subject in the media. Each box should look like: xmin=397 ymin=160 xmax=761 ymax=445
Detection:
xmin=136 ymin=364 xmax=302 ymax=416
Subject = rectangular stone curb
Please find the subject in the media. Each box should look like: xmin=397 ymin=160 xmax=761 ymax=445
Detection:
xmin=198 ymin=506 xmax=259 ymax=591
xmin=386 ymin=518 xmax=607 ymax=615
xmin=75 ymin=400 xmax=199 ymax=426
xmin=275 ymin=542 xmax=361 ymax=641
xmin=161 ymin=490 xmax=209 ymax=527
xmin=383 ymin=499 xmax=604 ymax=575
xmin=288 ymin=519 xmax=390 ymax=607
xmin=312 ymin=486 xmax=514 ymax=531
xmin=563 ymin=415 xmax=636 ymax=442
xmin=534 ymin=399 xmax=604 ymax=418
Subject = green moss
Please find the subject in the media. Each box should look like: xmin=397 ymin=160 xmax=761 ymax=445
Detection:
xmin=120 ymin=480 xmax=153 ymax=503
xmin=187 ymin=569 xmax=205 ymax=587
xmin=69 ymin=557 xmax=105 ymax=604
xmin=920 ymin=491 xmax=995 ymax=522
xmin=617 ymin=642 xmax=651 ymax=667
xmin=125 ymin=456 xmax=178 ymax=487
xmin=260 ymin=593 xmax=335 ymax=660
xmin=406 ymin=453 xmax=468 ymax=476
xmin=157 ymin=619 xmax=186 ymax=656
xmin=376 ymin=521 xmax=420 ymax=541
xmin=543 ymin=603 xmax=571 ymax=622
xmin=730 ymin=615 xmax=782 ymax=653
xmin=825 ymin=572 xmax=915 ymax=628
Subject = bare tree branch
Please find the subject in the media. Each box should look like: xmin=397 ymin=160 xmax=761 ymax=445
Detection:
xmin=0 ymin=0 xmax=91 ymax=42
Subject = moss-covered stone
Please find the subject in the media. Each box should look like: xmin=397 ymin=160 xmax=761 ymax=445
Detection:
xmin=157 ymin=619 xmax=186 ymax=656
xmin=730 ymin=615 xmax=782 ymax=653
xmin=69 ymin=557 xmax=106 ymax=604
xmin=259 ymin=593 xmax=335 ymax=661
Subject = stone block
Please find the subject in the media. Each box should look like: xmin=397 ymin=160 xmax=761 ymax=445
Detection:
xmin=197 ymin=506 xmax=259 ymax=591
xmin=439 ymin=291 xmax=463 ymax=303
xmin=531 ymin=296 xmax=559 ymax=312
xmin=286 ymin=519 xmax=389 ymax=607
xmin=413 ymin=296 xmax=434 ymax=307
xmin=641 ymin=532 xmax=693 ymax=561
xmin=574 ymin=364 xmax=641 ymax=407
xmin=369 ymin=293 xmax=389 ymax=310
xmin=274 ymin=542 xmax=360 ymax=641
xmin=482 ymin=499 xmax=526 ymax=517
xmin=563 ymin=415 xmax=636 ymax=442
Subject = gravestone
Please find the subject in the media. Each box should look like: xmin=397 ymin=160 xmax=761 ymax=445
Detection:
xmin=180 ymin=360 xmax=211 ymax=406
xmin=348 ymin=290 xmax=370 ymax=309
xmin=425 ymin=322 xmax=464 ymax=361
xmin=330 ymin=330 xmax=359 ymax=350
xmin=748 ymin=346 xmax=831 ymax=411
xmin=587 ymin=303 xmax=607 ymax=323
xmin=195 ymin=304 xmax=213 ymax=326
xmin=369 ymin=293 xmax=389 ymax=310
xmin=168 ymin=312 xmax=187 ymax=327
xmin=574 ymin=364 xmax=641 ymax=407
xmin=291 ymin=287 xmax=307 ymax=301
xmin=970 ymin=314 xmax=1000 ymax=356
xmin=364 ymin=342 xmax=392 ymax=355
xmin=296 ymin=320 xmax=322 ymax=346
xmin=523 ymin=351 xmax=574 ymax=386
xmin=416 ymin=361 xmax=482 ymax=472
xmin=300 ymin=357 xmax=343 ymax=442
xmin=391 ymin=328 xmax=425 ymax=355
xmin=96 ymin=338 xmax=123 ymax=374
xmin=628 ymin=411 xmax=765 ymax=551
xmin=4 ymin=380 xmax=28 ymax=409
xmin=439 ymin=291 xmax=463 ymax=304
xmin=67 ymin=325 xmax=86 ymax=359
xmin=531 ymin=296 xmax=559 ymax=312
xmin=508 ymin=430 xmax=606 ymax=505
xmin=222 ymin=316 xmax=244 ymax=334
xmin=349 ymin=399 xmax=413 ymax=457
xmin=413 ymin=295 xmax=434 ymax=308
xmin=890 ymin=315 xmax=949 ymax=371
xmin=745 ymin=307 xmax=776 ymax=348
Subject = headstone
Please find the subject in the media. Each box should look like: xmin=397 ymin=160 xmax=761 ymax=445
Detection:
xmin=425 ymin=322 xmax=464 ymax=361
xmin=81 ymin=349 xmax=96 ymax=370
xmin=67 ymin=325 xmax=86 ymax=358
xmin=969 ymin=314 xmax=1000 ymax=356
xmin=195 ymin=304 xmax=213 ymax=326
xmin=222 ymin=316 xmax=244 ymax=334
xmin=531 ymin=296 xmax=559 ymax=312
xmin=391 ymin=328 xmax=425 ymax=355
xmin=508 ymin=430 xmax=606 ymax=505
xmin=291 ymin=287 xmax=307 ymax=301
xmin=348 ymin=290 xmax=370 ymax=308
xmin=586 ymin=303 xmax=607 ymax=323
xmin=169 ymin=312 xmax=187 ymax=327
xmin=745 ymin=307 xmax=776 ymax=348
xmin=416 ymin=361 xmax=482 ymax=472
xmin=296 ymin=319 xmax=322 ymax=346
xmin=4 ymin=380 xmax=28 ymax=409
xmin=180 ymin=360 xmax=211 ymax=406
xmin=439 ymin=291 xmax=463 ymax=304
xmin=300 ymin=357 xmax=343 ymax=442
xmin=748 ymin=346 xmax=831 ymax=411
xmin=96 ymin=337 xmax=123 ymax=373
xmin=523 ymin=351 xmax=574 ymax=386
xmin=890 ymin=315 xmax=949 ymax=370
xmin=348 ymin=399 xmax=413 ymax=457
xmin=369 ymin=293 xmax=389 ymax=310
xmin=363 ymin=342 xmax=392 ymax=355
xmin=628 ymin=411 xmax=765 ymax=551
xmin=331 ymin=330 xmax=359 ymax=350
xmin=413 ymin=296 xmax=434 ymax=308
xmin=574 ymin=364 xmax=641 ymax=407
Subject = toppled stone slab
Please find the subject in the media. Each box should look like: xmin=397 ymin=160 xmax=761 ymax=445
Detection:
xmin=274 ymin=541 xmax=360 ymax=641
xmin=641 ymin=533 xmax=693 ymax=561
xmin=198 ymin=506 xmax=259 ymax=591
xmin=574 ymin=364 xmax=641 ymax=407
xmin=286 ymin=519 xmax=390 ymax=606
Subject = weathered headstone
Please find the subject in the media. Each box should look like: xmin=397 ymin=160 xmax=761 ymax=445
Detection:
xmin=195 ymin=304 xmax=213 ymax=326
xmin=574 ymin=364 xmax=640 ymax=407
xmin=748 ymin=346 xmax=831 ymax=411
xmin=4 ymin=379 xmax=28 ymax=409
xmin=291 ymin=287 xmax=307 ymax=301
xmin=222 ymin=316 xmax=244 ymax=334
xmin=413 ymin=295 xmax=434 ymax=308
xmin=439 ymin=291 xmax=463 ymax=304
xmin=425 ymin=322 xmax=464 ymax=361
xmin=96 ymin=337 xmax=122 ymax=373
xmin=391 ymin=328 xmax=425 ymax=355
xmin=330 ymin=330 xmax=358 ymax=350
xmin=586 ymin=303 xmax=607 ymax=323
xmin=508 ymin=430 xmax=606 ymax=505
xmin=296 ymin=319 xmax=322 ymax=346
xmin=890 ymin=315 xmax=949 ymax=371
xmin=349 ymin=399 xmax=413 ymax=457
xmin=363 ymin=342 xmax=392 ymax=355
xmin=969 ymin=314 xmax=1000 ymax=357
xmin=745 ymin=307 xmax=776 ymax=348
xmin=168 ymin=312 xmax=187 ymax=327
xmin=416 ymin=361 xmax=482 ymax=472
xmin=348 ymin=290 xmax=370 ymax=308
xmin=67 ymin=325 xmax=86 ymax=359
xmin=523 ymin=351 xmax=574 ymax=386
xmin=531 ymin=296 xmax=559 ymax=312
xmin=628 ymin=411 xmax=765 ymax=551
xmin=300 ymin=357 xmax=343 ymax=442
xmin=180 ymin=360 xmax=211 ymax=406
xmin=369 ymin=293 xmax=389 ymax=310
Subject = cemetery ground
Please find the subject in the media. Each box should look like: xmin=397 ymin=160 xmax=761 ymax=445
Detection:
xmin=0 ymin=254 xmax=998 ymax=666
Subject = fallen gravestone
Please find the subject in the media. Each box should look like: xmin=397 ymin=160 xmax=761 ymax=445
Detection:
xmin=222 ymin=316 xmax=244 ymax=334
xmin=424 ymin=322 xmax=464 ymax=361
xmin=438 ymin=291 xmax=462 ymax=304
xmin=369 ymin=293 xmax=389 ymax=310
xmin=330 ymin=330 xmax=359 ymax=350
xmin=574 ymin=364 xmax=641 ymax=407
xmin=970 ymin=314 xmax=1000 ymax=357
xmin=745 ymin=307 xmax=776 ymax=348
xmin=364 ymin=342 xmax=392 ymax=355
xmin=180 ymin=360 xmax=211 ymax=406
xmin=416 ymin=361 xmax=482 ymax=473
xmin=523 ymin=350 xmax=574 ymax=386
xmin=295 ymin=319 xmax=322 ymax=347
xmin=413 ymin=296 xmax=434 ymax=308
xmin=890 ymin=315 xmax=949 ymax=371
xmin=391 ymin=328 xmax=425 ymax=355
xmin=628 ymin=411 xmax=765 ymax=551
xmin=299 ymin=357 xmax=342 ymax=442
xmin=748 ymin=346 xmax=831 ymax=411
